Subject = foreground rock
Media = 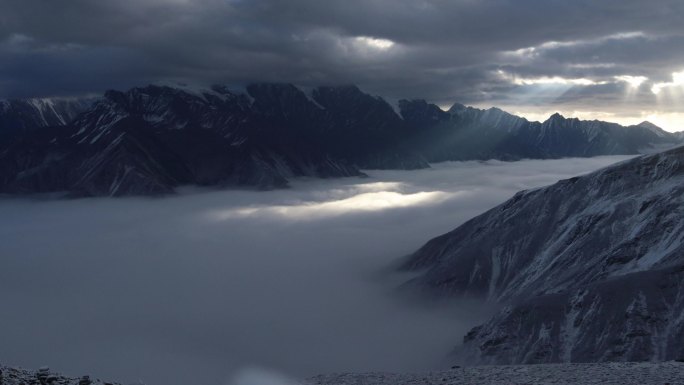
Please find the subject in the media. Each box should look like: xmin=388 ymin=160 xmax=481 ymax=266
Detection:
xmin=0 ymin=364 xmax=118 ymax=385
xmin=5 ymin=362 xmax=683 ymax=385
xmin=306 ymin=361 xmax=684 ymax=385
xmin=403 ymin=146 xmax=684 ymax=364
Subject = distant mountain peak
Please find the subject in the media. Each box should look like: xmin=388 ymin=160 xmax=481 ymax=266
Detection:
xmin=637 ymin=120 xmax=659 ymax=128
xmin=636 ymin=120 xmax=669 ymax=138
xmin=636 ymin=120 xmax=664 ymax=131
xmin=447 ymin=102 xmax=467 ymax=113
xmin=547 ymin=112 xmax=566 ymax=121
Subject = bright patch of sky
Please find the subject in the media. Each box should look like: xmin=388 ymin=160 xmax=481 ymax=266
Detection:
xmin=615 ymin=75 xmax=648 ymax=88
xmin=355 ymin=36 xmax=395 ymax=50
xmin=496 ymin=70 xmax=607 ymax=86
xmin=651 ymin=70 xmax=684 ymax=95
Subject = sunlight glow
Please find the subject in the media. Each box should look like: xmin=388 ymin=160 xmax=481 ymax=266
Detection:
xmin=207 ymin=190 xmax=453 ymax=221
xmin=509 ymin=109 xmax=684 ymax=132
xmin=615 ymin=75 xmax=647 ymax=88
xmin=619 ymin=112 xmax=684 ymax=133
xmin=497 ymin=70 xmax=606 ymax=86
xmin=569 ymin=63 xmax=617 ymax=69
xmin=355 ymin=36 xmax=395 ymax=50
xmin=351 ymin=181 xmax=405 ymax=193
xmin=651 ymin=70 xmax=684 ymax=95
xmin=512 ymin=110 xmax=619 ymax=124
xmin=506 ymin=31 xmax=646 ymax=58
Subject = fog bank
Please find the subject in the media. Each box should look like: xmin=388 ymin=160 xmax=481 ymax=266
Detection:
xmin=0 ymin=156 xmax=633 ymax=385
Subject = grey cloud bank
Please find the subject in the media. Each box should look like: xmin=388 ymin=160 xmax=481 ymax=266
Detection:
xmin=1 ymin=1 xmax=684 ymax=129
xmin=0 ymin=156 xmax=631 ymax=385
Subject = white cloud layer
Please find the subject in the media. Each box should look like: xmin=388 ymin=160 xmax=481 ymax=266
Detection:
xmin=0 ymin=156 xmax=636 ymax=385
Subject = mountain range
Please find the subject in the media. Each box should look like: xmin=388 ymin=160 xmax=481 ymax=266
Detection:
xmin=402 ymin=145 xmax=684 ymax=364
xmin=1 ymin=83 xmax=682 ymax=197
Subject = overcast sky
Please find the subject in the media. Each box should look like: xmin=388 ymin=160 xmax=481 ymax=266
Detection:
xmin=2 ymin=0 xmax=684 ymax=130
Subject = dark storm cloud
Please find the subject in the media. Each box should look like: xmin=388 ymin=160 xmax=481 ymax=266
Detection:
xmin=1 ymin=0 xmax=684 ymax=119
xmin=0 ymin=35 xmax=156 ymax=98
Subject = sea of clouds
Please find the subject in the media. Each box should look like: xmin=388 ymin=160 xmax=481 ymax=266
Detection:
xmin=0 ymin=156 xmax=633 ymax=385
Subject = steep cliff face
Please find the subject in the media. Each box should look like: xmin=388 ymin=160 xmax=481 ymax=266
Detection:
xmin=403 ymin=146 xmax=684 ymax=364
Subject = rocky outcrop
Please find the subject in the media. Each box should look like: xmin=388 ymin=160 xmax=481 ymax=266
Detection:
xmin=0 ymin=365 xmax=117 ymax=385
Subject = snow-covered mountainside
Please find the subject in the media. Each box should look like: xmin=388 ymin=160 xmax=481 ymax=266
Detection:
xmin=402 ymin=145 xmax=684 ymax=364
xmin=0 ymin=364 xmax=119 ymax=385
xmin=0 ymin=97 xmax=94 ymax=134
xmin=0 ymin=85 xmax=375 ymax=196
xmin=1 ymin=84 xmax=682 ymax=197
xmin=307 ymin=361 xmax=684 ymax=385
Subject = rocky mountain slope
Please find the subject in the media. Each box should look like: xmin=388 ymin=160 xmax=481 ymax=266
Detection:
xmin=0 ymin=98 xmax=93 ymax=135
xmin=0 ymin=85 xmax=373 ymax=196
xmin=1 ymin=84 xmax=681 ymax=197
xmin=402 ymin=146 xmax=684 ymax=364
xmin=400 ymin=100 xmax=681 ymax=161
